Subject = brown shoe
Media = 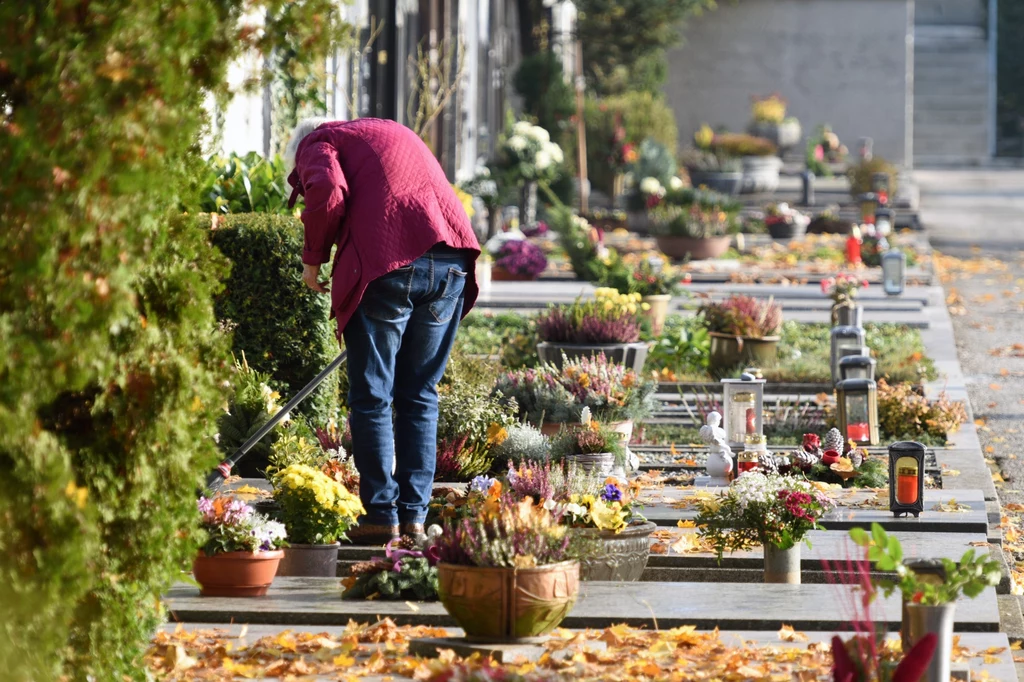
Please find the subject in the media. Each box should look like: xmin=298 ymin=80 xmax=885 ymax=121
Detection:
xmin=347 ymin=522 xmax=399 ymax=546
xmin=399 ymin=522 xmax=427 ymax=548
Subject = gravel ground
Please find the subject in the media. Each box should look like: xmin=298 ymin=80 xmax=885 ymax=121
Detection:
xmin=917 ymin=170 xmax=1024 ymax=671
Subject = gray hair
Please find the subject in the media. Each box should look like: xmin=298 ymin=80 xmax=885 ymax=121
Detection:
xmin=284 ymin=117 xmax=332 ymax=173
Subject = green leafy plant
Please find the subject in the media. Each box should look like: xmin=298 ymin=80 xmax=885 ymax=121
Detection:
xmin=490 ymin=424 xmax=550 ymax=465
xmin=342 ymin=547 xmax=439 ymax=601
xmin=266 ymin=434 xmax=330 ymax=479
xmin=209 ymin=213 xmax=341 ymax=424
xmin=271 ymin=464 xmax=364 ymax=544
xmin=850 ymin=523 xmax=1001 ymax=605
xmin=216 ymin=355 xmax=280 ymax=476
xmin=646 ymin=316 xmax=712 ymax=377
xmin=875 ymin=379 xmax=967 ymax=444
xmin=847 ymin=156 xmax=899 ymax=198
xmin=602 ymin=258 xmax=685 ymax=297
xmin=196 ymin=152 xmax=293 ymax=214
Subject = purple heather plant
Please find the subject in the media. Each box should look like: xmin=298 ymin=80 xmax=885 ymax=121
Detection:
xmin=698 ymin=294 xmax=782 ymax=338
xmin=494 ymin=239 xmax=548 ymax=278
xmin=535 ymin=306 xmax=641 ymax=344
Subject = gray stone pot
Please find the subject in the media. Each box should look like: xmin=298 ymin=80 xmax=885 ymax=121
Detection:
xmin=578 ymin=521 xmax=657 ymax=581
xmin=564 ymin=452 xmax=615 ymax=477
xmin=906 ymin=603 xmax=955 ymax=682
xmin=536 ymin=341 xmax=649 ymax=374
xmin=749 ymin=119 xmax=802 ymax=152
xmin=832 ymin=302 xmax=863 ymax=328
xmin=763 ymin=543 xmax=801 ymax=584
xmin=687 ymin=170 xmax=743 ymax=196
xmin=276 ymin=542 xmax=340 ymax=578
xmin=740 ymin=156 xmax=783 ymax=194
xmin=766 ymin=220 xmax=806 ymax=240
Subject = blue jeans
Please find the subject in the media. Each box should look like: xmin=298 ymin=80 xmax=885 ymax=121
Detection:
xmin=343 ymin=245 xmax=469 ymax=526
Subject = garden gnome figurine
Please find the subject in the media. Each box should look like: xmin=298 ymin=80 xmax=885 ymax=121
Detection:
xmin=700 ymin=411 xmax=734 ymax=484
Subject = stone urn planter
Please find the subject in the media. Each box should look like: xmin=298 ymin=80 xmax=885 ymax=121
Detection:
xmin=831 ymin=302 xmax=863 ymax=328
xmin=276 ymin=542 xmax=340 ymax=578
xmin=437 ymin=561 xmax=580 ymax=642
xmin=906 ymin=603 xmax=956 ymax=682
xmin=708 ymin=333 xmax=780 ymax=374
xmin=536 ymin=341 xmax=649 ymax=374
xmin=578 ymin=521 xmax=657 ymax=581
xmin=491 ymin=265 xmax=536 ymax=282
xmin=763 ymin=543 xmax=801 ymax=584
xmin=749 ymin=120 xmax=802 ymax=152
xmin=686 ymin=170 xmax=743 ymax=196
xmin=655 ymin=235 xmax=731 ymax=261
xmin=740 ymin=156 xmax=783 ymax=194
xmin=642 ymin=294 xmax=672 ymax=335
xmin=192 ymin=550 xmax=284 ymax=597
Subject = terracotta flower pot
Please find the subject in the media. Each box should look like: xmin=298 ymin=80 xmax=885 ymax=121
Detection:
xmin=642 ymin=294 xmax=672 ymax=335
xmin=192 ymin=550 xmax=283 ymax=597
xmin=491 ymin=265 xmax=536 ymax=282
xmin=655 ymin=235 xmax=731 ymax=261
xmin=276 ymin=542 xmax=340 ymax=578
xmin=437 ymin=561 xmax=579 ymax=642
xmin=708 ymin=332 xmax=780 ymax=374
xmin=578 ymin=521 xmax=657 ymax=581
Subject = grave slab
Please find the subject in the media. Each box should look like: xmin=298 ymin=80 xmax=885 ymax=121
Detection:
xmin=165 ymin=577 xmax=999 ymax=632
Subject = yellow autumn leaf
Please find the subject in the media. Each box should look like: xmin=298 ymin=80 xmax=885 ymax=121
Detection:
xmin=778 ymin=624 xmax=808 ymax=642
xmin=677 ymin=520 xmax=696 ymax=529
xmin=332 ymin=654 xmax=356 ymax=666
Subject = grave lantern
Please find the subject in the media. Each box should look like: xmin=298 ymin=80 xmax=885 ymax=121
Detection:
xmin=721 ymin=376 xmax=765 ymax=450
xmin=871 ymin=172 xmax=891 ymax=206
xmin=882 ymin=248 xmax=907 ymax=297
xmin=830 ymin=325 xmax=866 ymax=385
xmin=835 ymin=378 xmax=879 ymax=446
xmin=858 ymin=193 xmax=878 ymax=225
xmin=888 ymin=441 xmax=926 ymax=517
xmin=839 ymin=354 xmax=876 ymax=381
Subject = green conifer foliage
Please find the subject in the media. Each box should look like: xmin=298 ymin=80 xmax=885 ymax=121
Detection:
xmin=0 ymin=3 xmax=242 ymax=679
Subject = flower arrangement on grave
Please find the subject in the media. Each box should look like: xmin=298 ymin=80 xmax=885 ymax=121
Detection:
xmin=561 ymin=478 xmax=645 ymax=533
xmin=197 ymin=496 xmax=287 ymax=556
xmin=489 ymin=423 xmax=550 ymax=464
xmin=493 ymin=353 xmax=657 ymax=425
xmin=548 ymin=416 xmax=627 ymax=469
xmin=534 ymin=289 xmax=646 ymax=345
xmin=457 ymin=166 xmax=500 ymax=214
xmin=435 ymin=377 xmax=519 ymax=481
xmin=498 ymin=120 xmax=565 ymax=185
xmin=341 ymin=537 xmax=440 ymax=601
xmin=764 ymin=202 xmax=810 ymax=231
xmin=648 ymin=202 xmax=740 ymax=239
xmin=751 ymin=93 xmax=787 ymax=124
xmin=822 ymin=273 xmax=869 ymax=307
xmin=601 ymin=257 xmax=687 ymax=298
xmin=694 ymin=473 xmax=835 ymax=558
xmin=270 ymin=464 xmax=364 ymax=544
xmin=491 ymin=239 xmax=548 ymax=279
xmin=503 ymin=460 xmax=606 ymax=506
xmin=805 ymin=125 xmax=848 ymax=178
xmin=711 ymin=132 xmax=778 ymax=158
xmin=624 ymin=138 xmax=684 ymax=211
xmin=698 ymin=295 xmax=782 ymax=339
xmin=782 ymin=430 xmax=888 ymax=489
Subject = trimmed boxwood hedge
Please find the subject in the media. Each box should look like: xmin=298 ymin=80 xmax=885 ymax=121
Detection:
xmin=209 ymin=213 xmax=341 ymax=425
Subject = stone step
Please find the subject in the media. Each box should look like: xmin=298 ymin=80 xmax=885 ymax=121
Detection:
xmin=914 ymin=24 xmax=988 ymax=46
xmin=913 ymin=108 xmax=990 ymax=126
xmin=913 ymin=48 xmax=990 ymax=68
xmin=915 ymin=0 xmax=987 ymax=27
xmin=165 ymin=577 xmax=1000 ymax=632
xmin=914 ymin=93 xmax=990 ymax=112
xmin=914 ymin=137 xmax=990 ymax=159
xmin=914 ymin=78 xmax=991 ymax=98
xmin=155 ymin=623 xmax=1018 ymax=682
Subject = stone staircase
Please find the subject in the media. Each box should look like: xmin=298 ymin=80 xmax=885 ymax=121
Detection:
xmin=913 ymin=0 xmax=993 ymax=165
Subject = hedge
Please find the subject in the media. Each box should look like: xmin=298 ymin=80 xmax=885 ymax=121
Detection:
xmin=209 ymin=213 xmax=341 ymax=427
xmin=0 ymin=2 xmax=240 ymax=678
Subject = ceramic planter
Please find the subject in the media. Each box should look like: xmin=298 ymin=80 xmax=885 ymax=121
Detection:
xmin=749 ymin=120 xmax=802 ymax=152
xmin=536 ymin=341 xmax=649 ymax=374
xmin=578 ymin=521 xmax=657 ymax=581
xmin=763 ymin=543 xmax=801 ymax=584
xmin=687 ymin=170 xmax=743 ymax=196
xmin=655 ymin=235 xmax=731 ymax=261
xmin=740 ymin=156 xmax=783 ymax=194
xmin=437 ymin=561 xmax=580 ymax=642
xmin=642 ymin=294 xmax=672 ymax=335
xmin=766 ymin=220 xmax=806 ymax=240
xmin=831 ymin=302 xmax=863 ymax=328
xmin=192 ymin=550 xmax=283 ymax=597
xmin=276 ymin=542 xmax=341 ymax=578
xmin=491 ymin=265 xmax=536 ymax=282
xmin=708 ymin=333 xmax=780 ymax=374
xmin=906 ymin=603 xmax=955 ymax=682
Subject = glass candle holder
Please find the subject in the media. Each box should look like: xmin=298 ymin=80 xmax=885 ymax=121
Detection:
xmin=729 ymin=392 xmax=756 ymax=445
xmin=896 ymin=464 xmax=920 ymax=505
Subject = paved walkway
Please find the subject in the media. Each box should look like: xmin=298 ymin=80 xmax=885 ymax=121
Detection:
xmin=917 ymin=168 xmax=1024 ymax=679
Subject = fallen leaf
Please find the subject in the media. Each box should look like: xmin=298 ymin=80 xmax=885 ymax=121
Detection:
xmin=778 ymin=624 xmax=808 ymax=642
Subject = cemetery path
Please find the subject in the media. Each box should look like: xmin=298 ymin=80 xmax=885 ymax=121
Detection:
xmin=917 ymin=168 xmax=1024 ymax=678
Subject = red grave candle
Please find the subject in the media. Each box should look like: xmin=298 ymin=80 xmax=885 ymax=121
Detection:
xmin=745 ymin=408 xmax=756 ymax=435
xmin=847 ymin=422 xmax=871 ymax=443
xmin=897 ymin=467 xmax=919 ymax=505
xmin=846 ymin=236 xmax=862 ymax=265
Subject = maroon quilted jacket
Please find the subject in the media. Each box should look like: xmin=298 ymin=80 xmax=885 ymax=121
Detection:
xmin=287 ymin=118 xmax=480 ymax=335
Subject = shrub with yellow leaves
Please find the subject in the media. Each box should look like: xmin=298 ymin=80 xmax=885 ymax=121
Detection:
xmin=271 ymin=464 xmax=365 ymax=544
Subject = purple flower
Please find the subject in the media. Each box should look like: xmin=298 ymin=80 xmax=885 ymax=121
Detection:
xmin=494 ymin=240 xmax=547 ymax=277
xmin=469 ymin=475 xmax=498 ymax=494
xmin=601 ymin=484 xmax=623 ymax=503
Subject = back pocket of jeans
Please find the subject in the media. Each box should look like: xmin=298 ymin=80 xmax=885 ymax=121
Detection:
xmin=363 ymin=265 xmax=415 ymax=321
xmin=429 ymin=267 xmax=468 ymax=324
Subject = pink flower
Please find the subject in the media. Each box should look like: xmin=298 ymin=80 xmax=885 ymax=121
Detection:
xmin=821 ymin=277 xmax=836 ymax=294
xmin=814 ymin=144 xmax=825 ymax=161
xmin=861 ymin=279 xmax=870 ymax=288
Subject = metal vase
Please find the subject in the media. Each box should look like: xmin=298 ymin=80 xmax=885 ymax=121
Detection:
xmin=906 ymin=603 xmax=955 ymax=682
xmin=275 ymin=542 xmax=341 ymax=577
xmin=518 ymin=181 xmax=538 ymax=229
xmin=763 ymin=543 xmax=801 ymax=584
xmin=832 ymin=302 xmax=863 ymax=328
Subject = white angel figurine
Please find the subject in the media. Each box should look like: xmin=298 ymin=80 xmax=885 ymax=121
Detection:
xmin=699 ymin=411 xmax=734 ymax=481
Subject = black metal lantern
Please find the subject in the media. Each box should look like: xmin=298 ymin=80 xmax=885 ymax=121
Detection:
xmin=839 ymin=354 xmax=876 ymax=381
xmin=836 ymin=378 xmax=879 ymax=446
xmin=882 ymin=249 xmax=906 ymax=297
xmin=830 ymin=325 xmax=866 ymax=385
xmin=889 ymin=441 xmax=925 ymax=517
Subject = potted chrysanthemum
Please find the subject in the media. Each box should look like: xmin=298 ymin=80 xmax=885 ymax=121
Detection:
xmin=270 ymin=463 xmax=364 ymax=576
xmin=193 ymin=495 xmax=287 ymax=597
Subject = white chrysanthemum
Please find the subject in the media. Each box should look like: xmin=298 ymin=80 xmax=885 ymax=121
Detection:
xmin=546 ymin=142 xmax=564 ymax=164
xmin=535 ymin=150 xmax=552 ymax=170
xmin=532 ymin=125 xmax=550 ymax=143
xmin=669 ymin=176 xmax=684 ymax=190
xmin=507 ymin=135 xmax=527 ymax=151
xmin=513 ymin=121 xmax=532 ymax=136
xmin=639 ymin=177 xmax=662 ymax=195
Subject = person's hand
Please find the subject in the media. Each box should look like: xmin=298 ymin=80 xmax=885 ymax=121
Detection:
xmin=302 ymin=263 xmax=330 ymax=294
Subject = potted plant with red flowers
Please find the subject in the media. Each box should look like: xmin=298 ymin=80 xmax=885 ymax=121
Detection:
xmin=193 ymin=495 xmax=287 ymax=597
xmin=763 ymin=202 xmax=811 ymax=240
xmin=491 ymin=239 xmax=548 ymax=281
xmin=698 ymin=294 xmax=783 ymax=374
